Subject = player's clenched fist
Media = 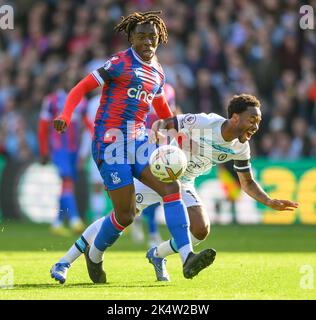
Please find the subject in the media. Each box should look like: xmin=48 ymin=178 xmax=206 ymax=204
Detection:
xmin=53 ymin=117 xmax=67 ymax=133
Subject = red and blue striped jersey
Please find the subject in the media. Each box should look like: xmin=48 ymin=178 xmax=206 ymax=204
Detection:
xmin=91 ymin=47 xmax=165 ymax=141
xmin=40 ymin=89 xmax=88 ymax=152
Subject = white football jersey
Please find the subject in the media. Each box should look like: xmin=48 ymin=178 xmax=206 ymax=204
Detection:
xmin=174 ymin=113 xmax=251 ymax=184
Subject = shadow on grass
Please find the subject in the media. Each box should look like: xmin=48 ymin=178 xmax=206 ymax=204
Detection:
xmin=11 ymin=282 xmax=170 ymax=290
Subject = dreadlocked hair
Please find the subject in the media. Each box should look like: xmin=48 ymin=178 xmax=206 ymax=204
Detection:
xmin=114 ymin=11 xmax=168 ymax=44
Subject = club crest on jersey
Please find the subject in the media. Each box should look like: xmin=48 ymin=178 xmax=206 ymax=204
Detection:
xmin=127 ymin=85 xmax=154 ymax=103
xmin=218 ymin=153 xmax=227 ymax=161
xmin=110 ymin=172 xmax=121 ymax=184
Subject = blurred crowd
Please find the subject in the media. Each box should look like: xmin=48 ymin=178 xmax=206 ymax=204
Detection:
xmin=0 ymin=0 xmax=316 ymax=162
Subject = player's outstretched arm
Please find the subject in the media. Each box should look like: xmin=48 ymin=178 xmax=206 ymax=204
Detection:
xmin=237 ymin=170 xmax=299 ymax=211
xmin=53 ymin=74 xmax=99 ymax=134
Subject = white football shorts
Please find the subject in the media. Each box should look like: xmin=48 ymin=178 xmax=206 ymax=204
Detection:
xmin=134 ymin=178 xmax=202 ymax=212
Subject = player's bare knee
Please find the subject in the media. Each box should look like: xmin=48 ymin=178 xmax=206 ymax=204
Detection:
xmin=191 ymin=223 xmax=210 ymax=241
xmin=116 ymin=210 xmax=136 ymax=227
xmin=162 ymin=181 xmax=180 ymax=196
xmin=119 ymin=215 xmax=134 ymax=227
xmin=204 ymin=222 xmax=211 ymax=238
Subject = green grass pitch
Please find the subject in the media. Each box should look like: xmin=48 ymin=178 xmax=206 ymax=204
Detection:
xmin=0 ymin=222 xmax=315 ymax=300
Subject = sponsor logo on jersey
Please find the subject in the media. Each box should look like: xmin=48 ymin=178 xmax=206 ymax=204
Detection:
xmin=200 ymin=138 xmax=235 ymax=154
xmin=127 ymin=85 xmax=154 ymax=104
xmin=212 ymin=143 xmax=235 ymax=154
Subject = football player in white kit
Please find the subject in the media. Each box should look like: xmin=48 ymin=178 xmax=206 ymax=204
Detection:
xmin=130 ymin=83 xmax=180 ymax=247
xmin=50 ymin=94 xmax=298 ymax=284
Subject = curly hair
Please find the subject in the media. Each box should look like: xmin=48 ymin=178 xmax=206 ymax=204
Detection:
xmin=114 ymin=11 xmax=168 ymax=44
xmin=227 ymin=94 xmax=261 ymax=119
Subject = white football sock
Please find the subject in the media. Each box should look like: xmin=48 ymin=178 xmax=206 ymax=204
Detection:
xmin=58 ymin=217 xmax=105 ymax=265
xmin=148 ymin=232 xmax=162 ymax=248
xmin=82 ymin=217 xmax=104 ymax=245
xmin=155 ymin=240 xmax=175 ymax=258
xmin=179 ymin=244 xmax=193 ymax=264
xmin=155 ymin=232 xmax=203 ymax=260
xmin=89 ymin=243 xmax=104 ymax=263
xmin=58 ymin=245 xmax=81 ymax=265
